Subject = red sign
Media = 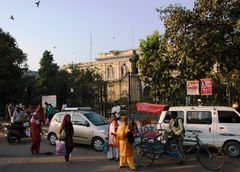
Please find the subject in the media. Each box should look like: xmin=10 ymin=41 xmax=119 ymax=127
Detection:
xmin=136 ymin=102 xmax=169 ymax=115
xmin=201 ymin=79 xmax=212 ymax=95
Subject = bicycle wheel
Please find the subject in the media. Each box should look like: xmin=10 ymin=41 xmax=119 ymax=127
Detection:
xmin=196 ymin=144 xmax=225 ymax=170
xmin=134 ymin=142 xmax=154 ymax=167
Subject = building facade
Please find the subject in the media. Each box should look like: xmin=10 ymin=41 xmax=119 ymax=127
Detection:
xmin=63 ymin=49 xmax=141 ymax=102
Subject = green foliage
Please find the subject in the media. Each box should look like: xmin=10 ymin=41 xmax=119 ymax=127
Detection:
xmin=37 ymin=50 xmax=59 ymax=95
xmin=0 ymin=28 xmax=27 ymax=104
xmin=63 ymin=64 xmax=103 ymax=107
xmin=139 ymin=0 xmax=240 ymax=105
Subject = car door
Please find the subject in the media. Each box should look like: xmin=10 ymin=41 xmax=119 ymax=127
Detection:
xmin=185 ymin=110 xmax=214 ymax=144
xmin=71 ymin=112 xmax=90 ymax=144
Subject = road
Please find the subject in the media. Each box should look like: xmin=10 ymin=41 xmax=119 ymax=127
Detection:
xmin=0 ymin=126 xmax=239 ymax=172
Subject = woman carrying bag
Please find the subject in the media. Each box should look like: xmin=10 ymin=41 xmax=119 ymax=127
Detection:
xmin=57 ymin=114 xmax=74 ymax=162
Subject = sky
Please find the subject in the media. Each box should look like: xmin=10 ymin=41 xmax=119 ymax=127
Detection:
xmin=1 ymin=0 xmax=195 ymax=71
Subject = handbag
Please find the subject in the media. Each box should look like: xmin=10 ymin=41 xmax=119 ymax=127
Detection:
xmin=55 ymin=140 xmax=66 ymax=156
xmin=127 ymin=131 xmax=135 ymax=144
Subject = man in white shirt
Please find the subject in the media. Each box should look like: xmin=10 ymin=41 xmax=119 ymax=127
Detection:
xmin=107 ymin=114 xmax=119 ymax=160
xmin=111 ymin=102 xmax=121 ymax=121
xmin=13 ymin=107 xmax=28 ymax=125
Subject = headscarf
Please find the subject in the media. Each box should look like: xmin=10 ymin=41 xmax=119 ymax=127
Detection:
xmin=62 ymin=114 xmax=74 ymax=136
xmin=121 ymin=116 xmax=128 ymax=124
xmin=30 ymin=112 xmax=40 ymax=124
xmin=63 ymin=114 xmax=71 ymax=123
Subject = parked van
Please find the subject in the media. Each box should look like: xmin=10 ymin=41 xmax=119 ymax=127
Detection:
xmin=47 ymin=108 xmax=108 ymax=151
xmin=158 ymin=106 xmax=240 ymax=158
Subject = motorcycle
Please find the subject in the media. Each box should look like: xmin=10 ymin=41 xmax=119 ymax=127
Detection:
xmin=5 ymin=121 xmax=32 ymax=144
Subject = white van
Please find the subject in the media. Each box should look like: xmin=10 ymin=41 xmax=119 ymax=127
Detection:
xmin=158 ymin=106 xmax=240 ymax=158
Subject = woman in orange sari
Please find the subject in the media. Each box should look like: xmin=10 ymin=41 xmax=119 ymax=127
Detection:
xmin=116 ymin=116 xmax=137 ymax=171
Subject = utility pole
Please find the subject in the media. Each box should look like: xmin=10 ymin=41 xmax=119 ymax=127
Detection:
xmin=90 ymin=33 xmax=93 ymax=61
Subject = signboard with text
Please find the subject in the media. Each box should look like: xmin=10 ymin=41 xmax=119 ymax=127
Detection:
xmin=187 ymin=80 xmax=199 ymax=95
xmin=201 ymin=79 xmax=212 ymax=95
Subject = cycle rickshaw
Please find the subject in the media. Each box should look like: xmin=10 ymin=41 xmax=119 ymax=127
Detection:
xmin=134 ymin=102 xmax=225 ymax=170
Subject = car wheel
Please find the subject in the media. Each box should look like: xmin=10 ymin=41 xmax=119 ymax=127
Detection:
xmin=91 ymin=137 xmax=104 ymax=151
xmin=223 ymin=141 xmax=240 ymax=158
xmin=7 ymin=136 xmax=16 ymax=144
xmin=48 ymin=133 xmax=57 ymax=145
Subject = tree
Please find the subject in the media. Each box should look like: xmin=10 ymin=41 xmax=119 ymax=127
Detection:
xmin=138 ymin=31 xmax=176 ymax=103
xmin=139 ymin=0 xmax=240 ymax=105
xmin=36 ymin=50 xmax=58 ymax=95
xmin=0 ymin=28 xmax=27 ymax=106
xmin=66 ymin=64 xmax=103 ymax=107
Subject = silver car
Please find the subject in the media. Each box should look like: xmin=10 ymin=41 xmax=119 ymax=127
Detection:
xmin=47 ymin=109 xmax=108 ymax=151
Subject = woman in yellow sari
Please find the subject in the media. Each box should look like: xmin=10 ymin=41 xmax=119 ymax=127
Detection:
xmin=116 ymin=116 xmax=137 ymax=171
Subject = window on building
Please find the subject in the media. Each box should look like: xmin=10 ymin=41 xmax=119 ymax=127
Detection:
xmin=218 ymin=111 xmax=240 ymax=123
xmin=120 ymin=63 xmax=128 ymax=77
xmin=107 ymin=65 xmax=114 ymax=79
xmin=187 ymin=111 xmax=212 ymax=124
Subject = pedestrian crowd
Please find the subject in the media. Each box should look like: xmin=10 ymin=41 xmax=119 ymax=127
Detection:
xmin=107 ymin=114 xmax=139 ymax=171
xmin=1 ymin=102 xmax=55 ymax=124
xmin=1 ymin=102 xmax=56 ymax=156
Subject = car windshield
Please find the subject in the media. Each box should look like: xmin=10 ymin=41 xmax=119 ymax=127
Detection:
xmin=83 ymin=112 xmax=108 ymax=126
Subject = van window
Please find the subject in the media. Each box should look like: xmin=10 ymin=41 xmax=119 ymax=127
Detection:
xmin=187 ymin=111 xmax=212 ymax=124
xmin=163 ymin=111 xmax=184 ymax=123
xmin=218 ymin=111 xmax=240 ymax=123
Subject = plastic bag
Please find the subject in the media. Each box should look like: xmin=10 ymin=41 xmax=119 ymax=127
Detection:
xmin=55 ymin=140 xmax=66 ymax=156
xmin=45 ymin=118 xmax=49 ymax=125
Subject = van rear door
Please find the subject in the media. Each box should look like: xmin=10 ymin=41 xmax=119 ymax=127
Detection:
xmin=185 ymin=110 xmax=214 ymax=144
xmin=216 ymin=110 xmax=240 ymax=146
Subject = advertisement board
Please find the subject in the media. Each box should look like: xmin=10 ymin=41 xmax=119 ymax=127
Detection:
xmin=42 ymin=95 xmax=57 ymax=107
xmin=201 ymin=79 xmax=212 ymax=95
xmin=187 ymin=80 xmax=200 ymax=95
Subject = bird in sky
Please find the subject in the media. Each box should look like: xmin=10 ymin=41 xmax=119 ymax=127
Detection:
xmin=10 ymin=15 xmax=14 ymax=20
xmin=53 ymin=46 xmax=56 ymax=49
xmin=35 ymin=1 xmax=40 ymax=7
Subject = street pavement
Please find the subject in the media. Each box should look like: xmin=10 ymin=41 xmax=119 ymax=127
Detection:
xmin=0 ymin=122 xmax=239 ymax=172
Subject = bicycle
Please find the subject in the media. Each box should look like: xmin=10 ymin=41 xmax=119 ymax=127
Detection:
xmin=134 ymin=133 xmax=185 ymax=167
xmin=134 ymin=132 xmax=225 ymax=170
xmin=184 ymin=133 xmax=225 ymax=170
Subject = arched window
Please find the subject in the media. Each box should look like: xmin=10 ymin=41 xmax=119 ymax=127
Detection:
xmin=120 ymin=63 xmax=128 ymax=77
xmin=107 ymin=65 xmax=114 ymax=79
